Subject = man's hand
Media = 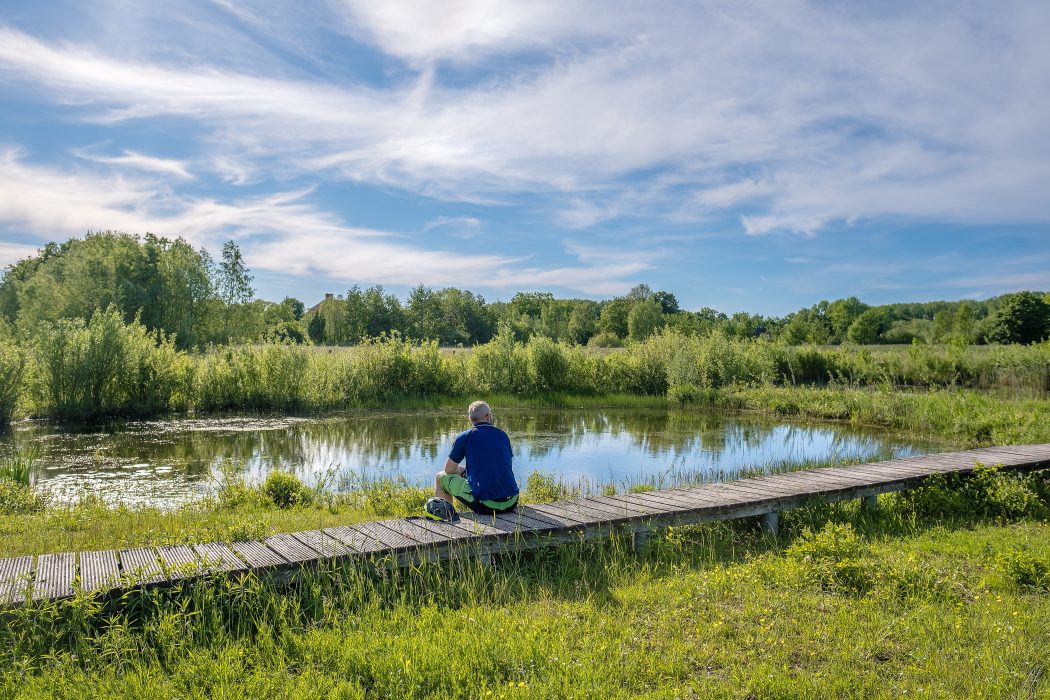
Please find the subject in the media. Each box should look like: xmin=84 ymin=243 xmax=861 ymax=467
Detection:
xmin=444 ymin=457 xmax=465 ymax=476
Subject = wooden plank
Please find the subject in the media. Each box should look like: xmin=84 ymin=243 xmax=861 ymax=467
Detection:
xmin=604 ymin=492 xmax=683 ymax=514
xmin=461 ymin=507 xmax=563 ymax=533
xmin=157 ymin=545 xmax=204 ymax=580
xmin=349 ymin=521 xmax=419 ymax=552
xmin=408 ymin=517 xmax=483 ymax=541
xmin=376 ymin=519 xmax=451 ymax=547
xmin=323 ymin=525 xmax=390 ymax=555
xmin=586 ymin=494 xmax=664 ymax=517
xmin=628 ymin=488 xmax=715 ymax=510
xmin=0 ymin=556 xmax=33 ymax=604
xmin=230 ymin=540 xmax=289 ymax=569
xmin=192 ymin=542 xmax=248 ymax=573
xmin=567 ymin=495 xmax=646 ymax=522
xmin=34 ymin=552 xmax=76 ymax=601
xmin=78 ymin=550 xmax=120 ymax=593
xmin=530 ymin=500 xmax=615 ymax=524
xmin=119 ymin=547 xmax=164 ymax=585
xmin=290 ymin=530 xmax=355 ymax=558
xmin=263 ymin=533 xmax=321 ymax=564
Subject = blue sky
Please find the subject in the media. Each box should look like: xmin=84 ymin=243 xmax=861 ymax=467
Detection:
xmin=1 ymin=0 xmax=1048 ymax=316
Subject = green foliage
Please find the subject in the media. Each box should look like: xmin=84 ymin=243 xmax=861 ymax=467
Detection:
xmin=30 ymin=307 xmax=182 ymax=420
xmin=627 ymin=298 xmax=665 ymax=341
xmin=0 ymin=480 xmax=45 ymax=514
xmin=526 ymin=336 xmax=569 ymax=391
xmin=0 ymin=448 xmax=34 ymax=486
xmin=986 ymin=291 xmax=1050 ymax=345
xmin=306 ymin=313 xmax=325 ymax=343
xmin=0 ymin=232 xmax=214 ymax=349
xmin=995 ymin=547 xmax=1050 ymax=592
xmin=0 ymin=338 xmax=26 ymax=425
xmin=894 ymin=465 xmax=1046 ymax=521
xmin=262 ymin=471 xmax=310 ymax=509
xmin=786 ymin=522 xmax=871 ymax=594
xmin=846 ymin=308 xmax=886 ymax=344
xmin=523 ymin=471 xmax=580 ymax=502
xmin=585 ymin=331 xmax=622 ymax=348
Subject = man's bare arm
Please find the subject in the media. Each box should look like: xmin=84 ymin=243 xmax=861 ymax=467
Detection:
xmin=444 ymin=457 xmax=466 ymax=475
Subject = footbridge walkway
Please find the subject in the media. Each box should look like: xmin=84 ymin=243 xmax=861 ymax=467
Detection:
xmin=3 ymin=444 xmax=1049 ymax=605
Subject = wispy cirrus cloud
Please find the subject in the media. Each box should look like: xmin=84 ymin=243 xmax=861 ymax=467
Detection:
xmin=2 ymin=2 xmax=1048 ymax=234
xmin=0 ymin=148 xmax=649 ymax=293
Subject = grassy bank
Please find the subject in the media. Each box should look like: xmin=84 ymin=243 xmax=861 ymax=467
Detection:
xmin=2 ymin=470 xmax=1048 ymax=698
xmin=2 ymin=308 xmax=1049 ymax=423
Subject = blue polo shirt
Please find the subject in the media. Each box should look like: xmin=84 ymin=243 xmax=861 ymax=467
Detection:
xmin=448 ymin=422 xmax=518 ymax=502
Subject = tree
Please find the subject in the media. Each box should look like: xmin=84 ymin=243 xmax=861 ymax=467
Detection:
xmin=651 ymin=291 xmax=680 ymax=314
xmin=986 ymin=291 xmax=1050 ymax=345
xmin=216 ymin=241 xmax=255 ymax=340
xmin=307 ymin=313 xmax=326 ymax=344
xmin=597 ymin=299 xmax=631 ymax=338
xmin=626 ymin=283 xmax=653 ymax=301
xmin=826 ymin=297 xmax=869 ymax=343
xmin=281 ymin=297 xmax=305 ymax=321
xmin=846 ymin=309 xmax=885 ymax=344
xmin=627 ymin=298 xmax=664 ymax=341
xmin=567 ymin=301 xmax=598 ymax=344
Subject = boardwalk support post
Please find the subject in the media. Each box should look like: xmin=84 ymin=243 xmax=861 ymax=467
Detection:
xmin=760 ymin=511 xmax=779 ymax=535
xmin=861 ymin=495 xmax=878 ymax=511
xmin=631 ymin=527 xmax=652 ymax=552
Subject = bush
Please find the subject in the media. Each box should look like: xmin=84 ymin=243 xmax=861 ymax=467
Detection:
xmin=894 ymin=465 xmax=1047 ymax=521
xmin=527 ymin=336 xmax=569 ymax=392
xmin=995 ymin=547 xmax=1050 ymax=592
xmin=586 ymin=332 xmax=623 ymax=349
xmin=262 ymin=471 xmax=310 ymax=509
xmin=30 ymin=307 xmax=181 ymax=420
xmin=0 ymin=480 xmax=46 ymax=514
xmin=786 ymin=522 xmax=871 ymax=594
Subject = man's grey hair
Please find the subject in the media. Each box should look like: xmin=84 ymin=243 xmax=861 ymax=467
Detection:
xmin=468 ymin=400 xmax=492 ymax=422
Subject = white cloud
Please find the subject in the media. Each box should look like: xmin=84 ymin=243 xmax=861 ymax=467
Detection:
xmin=0 ymin=0 xmax=1049 ymax=240
xmin=0 ymin=150 xmax=647 ymax=293
xmin=74 ymin=148 xmax=193 ymax=179
xmin=0 ymin=242 xmax=42 ymax=267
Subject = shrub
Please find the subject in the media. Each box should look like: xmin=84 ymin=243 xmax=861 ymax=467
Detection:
xmin=786 ymin=522 xmax=871 ymax=594
xmin=586 ymin=332 xmax=623 ymax=349
xmin=527 ymin=336 xmax=569 ymax=392
xmin=30 ymin=307 xmax=181 ymax=420
xmin=995 ymin=547 xmax=1050 ymax=592
xmin=0 ymin=480 xmax=45 ymax=514
xmin=262 ymin=471 xmax=309 ymax=509
xmin=894 ymin=465 xmax=1047 ymax=521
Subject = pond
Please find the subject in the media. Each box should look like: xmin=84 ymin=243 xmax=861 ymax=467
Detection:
xmin=1 ymin=408 xmax=943 ymax=509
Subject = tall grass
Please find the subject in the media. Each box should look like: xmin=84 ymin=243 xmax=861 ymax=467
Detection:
xmin=1 ymin=470 xmax=1048 ymax=697
xmin=11 ymin=316 xmax=1050 ymax=422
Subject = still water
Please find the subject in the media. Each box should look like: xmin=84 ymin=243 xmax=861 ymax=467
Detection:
xmin=1 ymin=408 xmax=941 ymax=509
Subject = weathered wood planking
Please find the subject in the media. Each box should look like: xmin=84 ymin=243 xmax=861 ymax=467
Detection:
xmin=4 ymin=444 xmax=1049 ymax=605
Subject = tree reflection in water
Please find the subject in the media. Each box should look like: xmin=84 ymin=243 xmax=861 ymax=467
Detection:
xmin=0 ymin=408 xmax=938 ymax=509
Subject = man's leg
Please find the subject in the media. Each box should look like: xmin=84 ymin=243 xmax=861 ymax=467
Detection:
xmin=435 ymin=471 xmax=454 ymax=504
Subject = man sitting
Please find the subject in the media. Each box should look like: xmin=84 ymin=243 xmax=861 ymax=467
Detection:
xmin=429 ymin=400 xmax=519 ymax=518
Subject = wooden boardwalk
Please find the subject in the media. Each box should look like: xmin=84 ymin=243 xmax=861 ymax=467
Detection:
xmin=3 ymin=444 xmax=1049 ymax=606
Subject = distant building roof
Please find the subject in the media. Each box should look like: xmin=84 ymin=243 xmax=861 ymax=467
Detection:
xmin=308 ymin=292 xmax=334 ymax=314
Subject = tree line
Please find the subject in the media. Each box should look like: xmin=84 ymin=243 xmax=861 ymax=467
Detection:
xmin=2 ymin=231 xmax=1049 ymax=348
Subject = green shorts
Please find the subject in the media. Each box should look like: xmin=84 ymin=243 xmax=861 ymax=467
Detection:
xmin=439 ymin=473 xmax=518 ymax=515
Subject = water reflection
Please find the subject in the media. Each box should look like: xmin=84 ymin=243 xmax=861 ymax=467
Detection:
xmin=0 ymin=408 xmax=939 ymax=509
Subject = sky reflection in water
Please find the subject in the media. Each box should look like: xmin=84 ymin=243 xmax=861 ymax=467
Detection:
xmin=0 ymin=408 xmax=941 ymax=509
